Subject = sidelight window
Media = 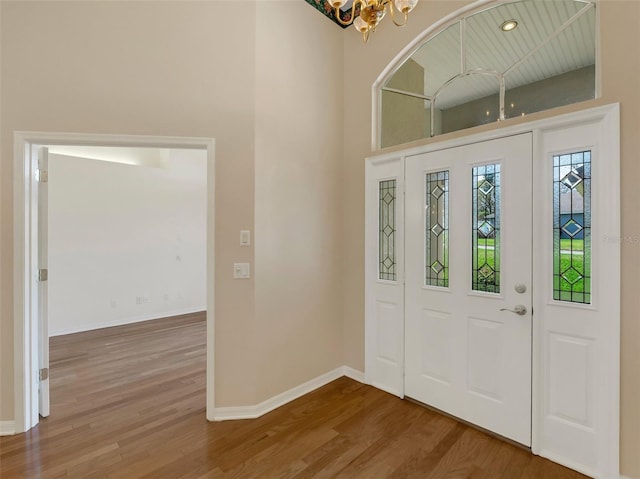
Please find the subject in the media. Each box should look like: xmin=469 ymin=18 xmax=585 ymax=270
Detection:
xmin=553 ymin=151 xmax=591 ymax=303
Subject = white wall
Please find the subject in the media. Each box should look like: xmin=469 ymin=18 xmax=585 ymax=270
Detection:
xmin=48 ymin=149 xmax=207 ymax=336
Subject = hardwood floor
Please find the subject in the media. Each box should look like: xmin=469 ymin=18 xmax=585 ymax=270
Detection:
xmin=0 ymin=313 xmax=588 ymax=479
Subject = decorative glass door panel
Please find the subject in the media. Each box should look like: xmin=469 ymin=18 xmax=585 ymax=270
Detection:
xmin=425 ymin=171 xmax=449 ymax=287
xmin=379 ymin=179 xmax=397 ymax=281
xmin=472 ymin=164 xmax=501 ymax=293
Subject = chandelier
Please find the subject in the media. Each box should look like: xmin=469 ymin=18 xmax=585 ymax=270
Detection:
xmin=327 ymin=0 xmax=420 ymax=42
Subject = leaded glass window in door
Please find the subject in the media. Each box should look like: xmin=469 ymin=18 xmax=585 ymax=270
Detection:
xmin=379 ymin=179 xmax=396 ymax=281
xmin=425 ymin=171 xmax=449 ymax=287
xmin=472 ymin=164 xmax=501 ymax=293
xmin=553 ymin=151 xmax=591 ymax=303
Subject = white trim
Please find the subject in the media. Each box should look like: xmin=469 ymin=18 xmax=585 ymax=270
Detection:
xmin=343 ymin=366 xmax=365 ymax=383
xmin=13 ymin=131 xmax=216 ymax=432
xmin=48 ymin=308 xmax=206 ymax=337
xmin=0 ymin=421 xmax=16 ymax=436
xmin=213 ymin=366 xmax=365 ymax=421
xmin=368 ymin=104 xmax=618 ymax=166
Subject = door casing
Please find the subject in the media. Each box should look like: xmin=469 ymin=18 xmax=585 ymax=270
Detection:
xmin=12 ymin=131 xmax=216 ymax=433
xmin=365 ymin=104 xmax=620 ymax=478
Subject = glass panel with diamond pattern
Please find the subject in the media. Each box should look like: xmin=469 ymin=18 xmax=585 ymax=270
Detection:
xmin=553 ymin=151 xmax=591 ymax=303
xmin=472 ymin=164 xmax=501 ymax=293
xmin=379 ymin=179 xmax=397 ymax=281
xmin=425 ymin=171 xmax=449 ymax=287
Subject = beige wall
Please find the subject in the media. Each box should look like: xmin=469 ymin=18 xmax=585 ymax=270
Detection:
xmin=254 ymin=2 xmax=344 ymax=402
xmin=342 ymin=1 xmax=640 ymax=477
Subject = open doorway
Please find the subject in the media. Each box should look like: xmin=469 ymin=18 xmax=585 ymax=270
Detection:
xmin=44 ymin=146 xmax=206 ymax=420
xmin=13 ymin=132 xmax=216 ymax=434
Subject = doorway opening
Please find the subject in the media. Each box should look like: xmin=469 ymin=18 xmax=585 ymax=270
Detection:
xmin=13 ymin=132 xmax=216 ymax=434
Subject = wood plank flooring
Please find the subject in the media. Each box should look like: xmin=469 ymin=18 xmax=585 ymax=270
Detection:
xmin=0 ymin=313 xmax=589 ymax=478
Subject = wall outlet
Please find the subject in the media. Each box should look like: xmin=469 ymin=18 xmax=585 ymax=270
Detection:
xmin=136 ymin=296 xmax=143 ymax=305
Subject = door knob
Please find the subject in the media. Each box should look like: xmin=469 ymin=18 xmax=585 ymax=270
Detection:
xmin=500 ymin=305 xmax=527 ymax=315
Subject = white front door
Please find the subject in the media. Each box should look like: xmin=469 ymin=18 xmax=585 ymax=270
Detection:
xmin=404 ymin=134 xmax=533 ymax=446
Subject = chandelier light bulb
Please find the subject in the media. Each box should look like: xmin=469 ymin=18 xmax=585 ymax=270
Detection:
xmin=354 ymin=15 xmax=369 ymax=33
xmin=328 ymin=0 xmax=347 ymax=8
xmin=393 ymin=0 xmax=418 ymax=13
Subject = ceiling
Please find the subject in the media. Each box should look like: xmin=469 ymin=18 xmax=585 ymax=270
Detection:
xmin=48 ymin=146 xmax=171 ymax=168
xmin=388 ymin=0 xmax=596 ymax=109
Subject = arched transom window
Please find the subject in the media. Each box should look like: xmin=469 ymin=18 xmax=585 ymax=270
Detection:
xmin=379 ymin=0 xmax=596 ymax=148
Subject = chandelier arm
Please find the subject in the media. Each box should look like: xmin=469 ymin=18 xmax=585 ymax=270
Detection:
xmin=334 ymin=0 xmax=366 ymax=27
xmin=388 ymin=1 xmax=409 ymax=27
xmin=334 ymin=6 xmax=355 ymax=26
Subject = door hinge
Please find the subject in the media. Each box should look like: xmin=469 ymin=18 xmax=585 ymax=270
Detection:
xmin=38 ymin=269 xmax=48 ymax=282
xmin=39 ymin=368 xmax=49 ymax=381
xmin=36 ymin=170 xmax=48 ymax=183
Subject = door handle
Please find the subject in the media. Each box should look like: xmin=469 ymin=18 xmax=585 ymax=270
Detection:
xmin=500 ymin=305 xmax=527 ymax=316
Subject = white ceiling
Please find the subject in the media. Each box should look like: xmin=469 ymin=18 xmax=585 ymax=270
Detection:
xmin=399 ymin=0 xmax=596 ymax=109
xmin=48 ymin=146 xmax=171 ymax=168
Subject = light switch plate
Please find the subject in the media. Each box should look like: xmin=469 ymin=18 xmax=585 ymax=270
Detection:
xmin=233 ymin=263 xmax=250 ymax=279
xmin=240 ymin=230 xmax=251 ymax=246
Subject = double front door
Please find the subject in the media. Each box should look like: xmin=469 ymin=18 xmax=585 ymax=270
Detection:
xmin=404 ymin=134 xmax=532 ymax=446
xmin=366 ymin=110 xmax=620 ymax=478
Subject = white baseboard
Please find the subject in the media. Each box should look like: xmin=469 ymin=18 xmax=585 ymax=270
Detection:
xmin=49 ymin=308 xmax=205 ymax=337
xmin=343 ymin=366 xmax=365 ymax=383
xmin=213 ymin=365 xmax=365 ymax=421
xmin=0 ymin=421 xmax=16 ymax=436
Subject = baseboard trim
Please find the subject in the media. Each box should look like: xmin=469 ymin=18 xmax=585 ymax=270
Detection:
xmin=0 ymin=421 xmax=16 ymax=436
xmin=343 ymin=366 xmax=365 ymax=383
xmin=213 ymin=366 xmax=365 ymax=421
xmin=49 ymin=308 xmax=206 ymax=337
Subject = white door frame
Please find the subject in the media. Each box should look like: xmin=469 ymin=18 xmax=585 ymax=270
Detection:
xmin=13 ymin=131 xmax=216 ymax=433
xmin=365 ymin=103 xmax=620 ymax=478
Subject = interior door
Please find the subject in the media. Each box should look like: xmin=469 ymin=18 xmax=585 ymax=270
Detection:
xmin=404 ymin=134 xmax=533 ymax=446
xmin=36 ymin=146 xmax=50 ymax=417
